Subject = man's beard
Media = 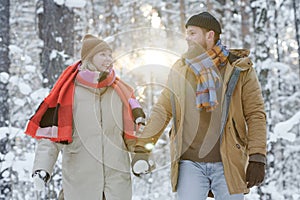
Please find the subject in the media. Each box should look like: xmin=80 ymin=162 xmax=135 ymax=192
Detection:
xmin=183 ymin=42 xmax=207 ymax=59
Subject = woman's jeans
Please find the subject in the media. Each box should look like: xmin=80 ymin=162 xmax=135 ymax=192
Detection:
xmin=177 ymin=160 xmax=244 ymax=200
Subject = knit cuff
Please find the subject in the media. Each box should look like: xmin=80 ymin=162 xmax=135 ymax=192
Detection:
xmin=132 ymin=108 xmax=146 ymax=124
xmin=249 ymin=153 xmax=266 ymax=165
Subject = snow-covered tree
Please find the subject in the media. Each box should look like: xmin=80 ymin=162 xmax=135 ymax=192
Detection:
xmin=0 ymin=0 xmax=10 ymax=128
xmin=292 ymin=0 xmax=300 ymax=74
xmin=37 ymin=0 xmax=75 ymax=88
xmin=0 ymin=0 xmax=12 ymax=198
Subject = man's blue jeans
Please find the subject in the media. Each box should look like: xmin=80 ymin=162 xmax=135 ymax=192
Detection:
xmin=177 ymin=160 xmax=244 ymax=200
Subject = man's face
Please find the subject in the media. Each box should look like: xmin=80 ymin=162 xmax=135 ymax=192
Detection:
xmin=185 ymin=26 xmax=208 ymax=51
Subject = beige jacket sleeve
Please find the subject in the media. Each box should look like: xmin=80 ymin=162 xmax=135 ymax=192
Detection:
xmin=32 ymin=139 xmax=64 ymax=176
xmin=241 ymin=67 xmax=267 ymax=156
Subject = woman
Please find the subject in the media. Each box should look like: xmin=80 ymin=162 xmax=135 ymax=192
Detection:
xmin=25 ymin=34 xmax=146 ymax=200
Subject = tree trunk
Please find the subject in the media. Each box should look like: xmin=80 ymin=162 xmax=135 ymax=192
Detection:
xmin=251 ymin=2 xmax=269 ymax=62
xmin=250 ymin=0 xmax=270 ymax=103
xmin=206 ymin=0 xmax=212 ymax=11
xmin=274 ymin=7 xmax=281 ymax=62
xmin=241 ymin=0 xmax=251 ymax=49
xmin=179 ymin=0 xmax=186 ymax=34
xmin=270 ymin=0 xmax=284 ymax=62
xmin=0 ymin=0 xmax=10 ymax=128
xmin=222 ymin=0 xmax=232 ymax=46
xmin=0 ymin=1 xmax=11 ymax=198
xmin=37 ymin=0 xmax=74 ymax=88
xmin=250 ymin=1 xmax=270 ymax=199
xmin=292 ymin=0 xmax=300 ymax=77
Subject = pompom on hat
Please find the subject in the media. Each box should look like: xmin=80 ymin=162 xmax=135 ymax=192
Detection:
xmin=185 ymin=12 xmax=222 ymax=34
xmin=80 ymin=34 xmax=112 ymax=61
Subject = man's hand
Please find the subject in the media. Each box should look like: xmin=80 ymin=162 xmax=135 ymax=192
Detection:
xmin=131 ymin=146 xmax=155 ymax=177
xmin=32 ymin=170 xmax=49 ymax=191
xmin=246 ymin=161 xmax=265 ymax=188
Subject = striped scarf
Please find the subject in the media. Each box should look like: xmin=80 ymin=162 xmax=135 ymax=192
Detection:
xmin=185 ymin=40 xmax=229 ymax=111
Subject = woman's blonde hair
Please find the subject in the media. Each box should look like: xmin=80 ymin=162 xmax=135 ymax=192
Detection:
xmin=80 ymin=59 xmax=96 ymax=71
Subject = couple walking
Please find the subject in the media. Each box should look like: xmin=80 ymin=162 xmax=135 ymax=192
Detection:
xmin=25 ymin=12 xmax=266 ymax=200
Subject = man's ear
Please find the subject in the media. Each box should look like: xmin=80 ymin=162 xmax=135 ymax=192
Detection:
xmin=206 ymin=30 xmax=215 ymax=42
xmin=206 ymin=30 xmax=215 ymax=49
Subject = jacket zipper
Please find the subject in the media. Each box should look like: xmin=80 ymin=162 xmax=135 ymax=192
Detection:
xmin=99 ymin=92 xmax=105 ymax=196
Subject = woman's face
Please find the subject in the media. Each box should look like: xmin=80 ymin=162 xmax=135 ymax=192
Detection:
xmin=92 ymin=50 xmax=113 ymax=72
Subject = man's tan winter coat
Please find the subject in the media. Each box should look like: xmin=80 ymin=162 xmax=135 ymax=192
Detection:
xmin=136 ymin=51 xmax=267 ymax=195
xmin=33 ymin=82 xmax=133 ymax=200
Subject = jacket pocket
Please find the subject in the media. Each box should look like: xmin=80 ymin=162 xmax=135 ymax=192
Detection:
xmin=229 ymin=119 xmax=248 ymax=158
xmin=168 ymin=127 xmax=173 ymax=138
xmin=232 ymin=118 xmax=246 ymax=147
xmin=64 ymin=135 xmax=82 ymax=154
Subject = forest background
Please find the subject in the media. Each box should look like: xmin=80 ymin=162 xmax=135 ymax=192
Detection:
xmin=0 ymin=0 xmax=300 ymax=199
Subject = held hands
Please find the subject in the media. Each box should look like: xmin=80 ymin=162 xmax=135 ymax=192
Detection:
xmin=32 ymin=170 xmax=50 ymax=191
xmin=135 ymin=117 xmax=146 ymax=135
xmin=135 ymin=117 xmax=145 ymax=126
xmin=246 ymin=161 xmax=265 ymax=188
xmin=131 ymin=146 xmax=155 ymax=177
xmin=132 ymin=117 xmax=155 ymax=176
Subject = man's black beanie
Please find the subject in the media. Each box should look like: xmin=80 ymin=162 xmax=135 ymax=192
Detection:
xmin=185 ymin=12 xmax=222 ymax=34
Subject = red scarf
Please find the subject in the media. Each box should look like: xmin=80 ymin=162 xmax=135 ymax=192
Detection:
xmin=24 ymin=61 xmax=141 ymax=143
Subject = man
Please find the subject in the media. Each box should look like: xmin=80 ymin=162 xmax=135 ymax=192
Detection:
xmin=132 ymin=12 xmax=267 ymax=200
